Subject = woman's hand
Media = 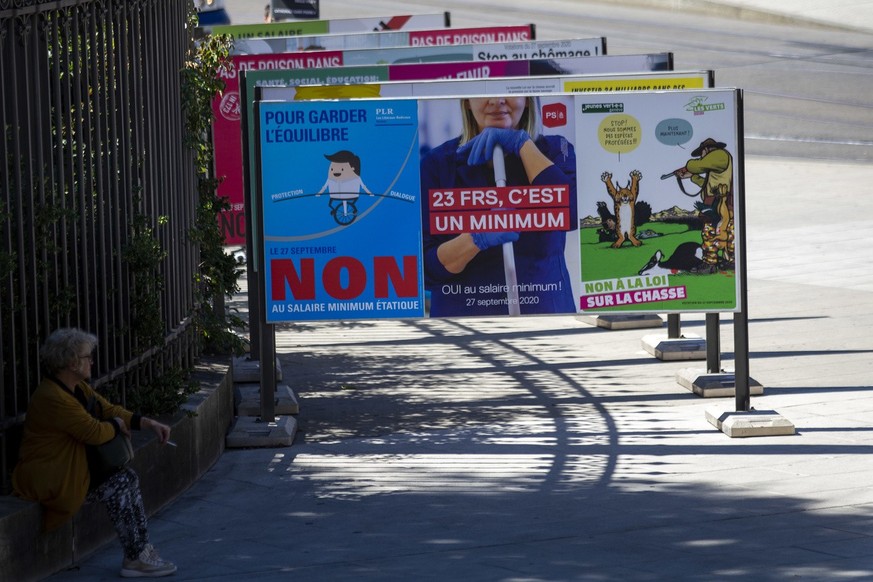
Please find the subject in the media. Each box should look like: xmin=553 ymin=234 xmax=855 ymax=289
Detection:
xmin=471 ymin=231 xmax=519 ymax=251
xmin=113 ymin=416 xmax=131 ymax=437
xmin=458 ymin=128 xmax=531 ymax=165
xmin=142 ymin=417 xmax=171 ymax=445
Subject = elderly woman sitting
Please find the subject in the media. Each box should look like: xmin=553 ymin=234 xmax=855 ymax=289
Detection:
xmin=13 ymin=328 xmax=177 ymax=578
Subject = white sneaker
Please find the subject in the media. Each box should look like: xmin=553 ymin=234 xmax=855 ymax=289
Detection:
xmin=120 ymin=544 xmax=177 ymax=578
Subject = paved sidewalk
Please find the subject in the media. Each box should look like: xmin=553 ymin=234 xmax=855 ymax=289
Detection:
xmin=48 ymin=2 xmax=873 ymax=581
xmin=49 ymin=164 xmax=873 ymax=582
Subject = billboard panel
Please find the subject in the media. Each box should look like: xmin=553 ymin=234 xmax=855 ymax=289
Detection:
xmin=575 ymin=90 xmax=741 ymax=314
xmin=255 ymin=90 xmax=742 ymax=321
xmin=257 ymin=100 xmax=425 ymax=321
xmin=233 ymin=25 xmax=535 ymax=54
xmin=210 ymin=13 xmax=450 ymax=39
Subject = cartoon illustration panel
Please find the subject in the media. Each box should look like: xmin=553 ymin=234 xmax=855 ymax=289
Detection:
xmin=574 ymin=89 xmax=741 ymax=314
xmin=258 ymin=99 xmax=425 ymax=322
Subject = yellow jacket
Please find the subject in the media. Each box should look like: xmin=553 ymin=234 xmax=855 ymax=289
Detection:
xmin=12 ymin=378 xmax=134 ymax=531
xmin=687 ymin=148 xmax=733 ymax=204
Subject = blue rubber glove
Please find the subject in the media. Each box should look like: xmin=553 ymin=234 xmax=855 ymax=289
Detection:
xmin=457 ymin=128 xmax=531 ymax=165
xmin=471 ymin=231 xmax=520 ymax=251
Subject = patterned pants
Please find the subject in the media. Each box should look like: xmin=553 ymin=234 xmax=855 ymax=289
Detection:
xmin=86 ymin=468 xmax=149 ymax=560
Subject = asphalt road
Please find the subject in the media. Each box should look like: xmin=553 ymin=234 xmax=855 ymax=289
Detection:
xmin=224 ymin=0 xmax=873 ymax=163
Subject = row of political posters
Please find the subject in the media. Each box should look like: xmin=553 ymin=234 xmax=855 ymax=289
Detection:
xmin=254 ymin=90 xmax=742 ymax=321
xmin=206 ymin=12 xmax=743 ymax=321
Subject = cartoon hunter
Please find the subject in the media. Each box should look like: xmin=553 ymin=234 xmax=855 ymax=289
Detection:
xmin=317 ymin=150 xmax=372 ymax=225
xmin=668 ymin=137 xmax=734 ymax=272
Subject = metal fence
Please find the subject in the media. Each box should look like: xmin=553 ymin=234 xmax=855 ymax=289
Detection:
xmin=1 ymin=0 xmax=201 ymax=492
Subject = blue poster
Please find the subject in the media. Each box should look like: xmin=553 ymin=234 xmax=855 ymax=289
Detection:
xmin=259 ymin=99 xmax=424 ymax=321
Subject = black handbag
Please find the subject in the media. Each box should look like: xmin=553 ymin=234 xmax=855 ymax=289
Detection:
xmin=83 ymin=396 xmax=134 ymax=488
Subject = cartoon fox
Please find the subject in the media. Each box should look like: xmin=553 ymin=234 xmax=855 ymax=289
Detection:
xmin=601 ymin=169 xmax=642 ymax=248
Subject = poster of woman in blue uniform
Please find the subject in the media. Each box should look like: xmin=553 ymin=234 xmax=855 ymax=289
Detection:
xmin=418 ymin=95 xmax=580 ymax=317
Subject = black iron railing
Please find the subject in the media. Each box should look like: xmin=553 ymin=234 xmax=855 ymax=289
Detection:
xmin=1 ymin=0 xmax=201 ymax=492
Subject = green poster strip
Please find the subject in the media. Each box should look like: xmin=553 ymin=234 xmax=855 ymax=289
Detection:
xmin=211 ymin=22 xmax=331 ymax=39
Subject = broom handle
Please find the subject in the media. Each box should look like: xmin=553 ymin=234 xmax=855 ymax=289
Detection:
xmin=492 ymin=144 xmax=520 ymax=315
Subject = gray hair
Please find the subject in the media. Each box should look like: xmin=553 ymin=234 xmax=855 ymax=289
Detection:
xmin=41 ymin=328 xmax=98 ymax=376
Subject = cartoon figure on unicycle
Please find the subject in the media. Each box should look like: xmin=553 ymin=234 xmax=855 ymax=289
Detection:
xmin=317 ymin=150 xmax=372 ymax=225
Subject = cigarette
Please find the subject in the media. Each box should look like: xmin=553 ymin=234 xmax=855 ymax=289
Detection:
xmin=166 ymin=440 xmax=178 ymax=447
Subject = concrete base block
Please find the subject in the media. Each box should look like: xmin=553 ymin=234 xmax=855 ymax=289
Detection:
xmin=226 ymin=415 xmax=297 ymax=448
xmin=641 ymin=333 xmax=707 ymax=360
xmin=705 ymin=407 xmax=795 ymax=437
xmin=577 ymin=314 xmax=663 ymax=330
xmin=232 ymin=355 xmax=283 ymax=383
xmin=676 ymin=368 xmax=764 ymax=397
xmin=236 ymin=383 xmax=299 ymax=416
